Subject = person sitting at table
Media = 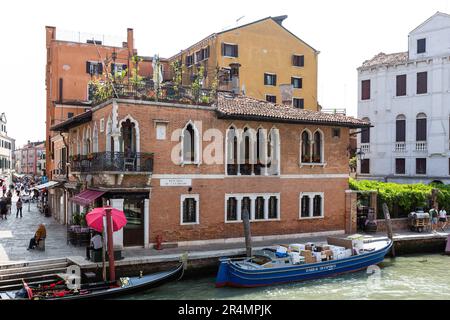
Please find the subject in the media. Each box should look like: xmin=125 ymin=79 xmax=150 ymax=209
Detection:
xmin=86 ymin=232 xmax=103 ymax=260
xmin=27 ymin=223 xmax=46 ymax=250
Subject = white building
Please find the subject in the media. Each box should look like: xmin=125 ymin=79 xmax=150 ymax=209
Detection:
xmin=0 ymin=113 xmax=15 ymax=176
xmin=357 ymin=12 xmax=450 ymax=184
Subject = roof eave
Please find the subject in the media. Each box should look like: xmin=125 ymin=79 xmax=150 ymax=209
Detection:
xmin=215 ymin=111 xmax=370 ymax=129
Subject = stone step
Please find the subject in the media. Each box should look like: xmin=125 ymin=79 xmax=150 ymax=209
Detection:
xmin=0 ymin=258 xmax=68 ymax=270
xmin=0 ymin=274 xmax=61 ymax=291
xmin=0 ymin=267 xmax=68 ymax=281
xmin=0 ymin=262 xmax=68 ymax=276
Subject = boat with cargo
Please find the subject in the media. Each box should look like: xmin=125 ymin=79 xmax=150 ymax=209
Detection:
xmin=215 ymin=236 xmax=392 ymax=288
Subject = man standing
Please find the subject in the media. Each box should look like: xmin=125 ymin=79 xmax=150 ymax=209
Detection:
xmin=429 ymin=207 xmax=439 ymax=233
xmin=86 ymin=232 xmax=103 ymax=260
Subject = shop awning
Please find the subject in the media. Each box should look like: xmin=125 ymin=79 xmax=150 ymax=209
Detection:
xmin=70 ymin=189 xmax=105 ymax=206
xmin=34 ymin=181 xmax=60 ymax=190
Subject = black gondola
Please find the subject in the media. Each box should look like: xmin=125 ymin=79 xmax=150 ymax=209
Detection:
xmin=0 ymin=263 xmax=184 ymax=300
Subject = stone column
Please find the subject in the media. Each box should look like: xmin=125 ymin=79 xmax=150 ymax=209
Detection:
xmin=264 ymin=195 xmax=270 ymax=220
xmin=236 ymin=196 xmax=243 ymax=221
xmin=250 ymin=196 xmax=256 ymax=220
xmin=110 ymin=198 xmax=124 ymax=249
xmin=345 ymin=190 xmax=358 ymax=234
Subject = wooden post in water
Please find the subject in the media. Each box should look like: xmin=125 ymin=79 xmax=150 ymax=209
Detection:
xmin=242 ymin=207 xmax=252 ymax=257
xmin=382 ymin=203 xmax=396 ymax=257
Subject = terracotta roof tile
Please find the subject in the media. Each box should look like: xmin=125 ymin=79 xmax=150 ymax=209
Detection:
xmin=215 ymin=93 xmax=370 ymax=128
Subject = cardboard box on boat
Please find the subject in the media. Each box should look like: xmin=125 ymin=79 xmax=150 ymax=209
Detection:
xmin=327 ymin=237 xmax=353 ymax=250
xmin=289 ymin=244 xmax=306 ymax=252
xmin=289 ymin=252 xmax=305 ymax=264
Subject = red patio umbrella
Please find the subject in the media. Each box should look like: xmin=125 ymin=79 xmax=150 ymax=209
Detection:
xmin=86 ymin=206 xmax=127 ymax=282
xmin=86 ymin=207 xmax=127 ymax=232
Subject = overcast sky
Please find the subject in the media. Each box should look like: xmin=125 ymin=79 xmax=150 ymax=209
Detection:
xmin=2 ymin=0 xmax=450 ymax=147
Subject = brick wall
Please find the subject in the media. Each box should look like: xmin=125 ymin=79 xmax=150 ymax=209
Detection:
xmin=68 ymin=100 xmax=352 ymax=243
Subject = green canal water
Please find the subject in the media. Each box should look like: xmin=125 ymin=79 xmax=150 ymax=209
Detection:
xmin=122 ymin=254 xmax=450 ymax=300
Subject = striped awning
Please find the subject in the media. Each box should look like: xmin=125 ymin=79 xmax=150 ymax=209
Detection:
xmin=70 ymin=189 xmax=105 ymax=206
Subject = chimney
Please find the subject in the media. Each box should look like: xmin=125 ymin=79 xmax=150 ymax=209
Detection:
xmin=45 ymin=26 xmax=56 ymax=47
xmin=127 ymin=28 xmax=134 ymax=57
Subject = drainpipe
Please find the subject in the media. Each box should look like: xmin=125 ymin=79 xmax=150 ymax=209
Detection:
xmin=59 ymin=131 xmax=69 ymax=180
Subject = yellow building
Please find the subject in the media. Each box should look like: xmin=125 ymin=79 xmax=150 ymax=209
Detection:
xmin=168 ymin=15 xmax=319 ymax=111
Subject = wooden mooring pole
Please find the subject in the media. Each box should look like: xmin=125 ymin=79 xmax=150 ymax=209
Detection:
xmin=242 ymin=208 xmax=252 ymax=257
xmin=382 ymin=203 xmax=396 ymax=257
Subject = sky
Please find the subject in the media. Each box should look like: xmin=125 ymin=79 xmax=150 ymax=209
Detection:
xmin=2 ymin=0 xmax=450 ymax=147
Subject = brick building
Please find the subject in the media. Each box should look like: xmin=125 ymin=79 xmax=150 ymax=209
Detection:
xmin=45 ymin=26 xmax=169 ymax=183
xmin=51 ymin=92 xmax=369 ymax=248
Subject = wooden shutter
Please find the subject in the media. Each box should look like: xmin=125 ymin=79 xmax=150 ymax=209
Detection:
xmin=273 ymin=74 xmax=277 ymax=86
xmin=396 ymin=158 xmax=405 ymax=174
xmin=98 ymin=63 xmax=103 ymax=75
xmin=86 ymin=61 xmax=91 ymax=74
xmin=221 ymin=43 xmax=225 ymax=56
xmin=396 ymin=75 xmax=406 ymax=96
xmin=361 ymin=127 xmax=370 ymax=143
xmin=361 ymin=80 xmax=370 ymax=100
xmin=396 ymin=119 xmax=406 ymax=142
xmin=361 ymin=159 xmax=370 ymax=174
xmin=416 ymin=118 xmax=427 ymax=141
xmin=417 ymin=72 xmax=427 ymax=94
xmin=264 ymin=73 xmax=268 ymax=85
xmin=300 ymin=55 xmax=304 ymax=66
xmin=234 ymin=45 xmax=238 ymax=57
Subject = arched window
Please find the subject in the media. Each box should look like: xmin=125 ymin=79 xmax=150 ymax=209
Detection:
xmin=416 ymin=113 xmax=427 ymax=141
xmin=396 ymin=115 xmax=406 ymax=142
xmin=182 ymin=121 xmax=199 ymax=164
xmin=226 ymin=126 xmax=238 ymax=175
xmin=312 ymin=130 xmax=323 ymax=163
xmin=301 ymin=130 xmax=311 ymax=163
xmin=92 ymin=124 xmax=99 ymax=153
xmin=268 ymin=128 xmax=280 ymax=175
xmin=361 ymin=118 xmax=370 ymax=143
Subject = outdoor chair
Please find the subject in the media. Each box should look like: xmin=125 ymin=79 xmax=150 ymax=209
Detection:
xmin=36 ymin=238 xmax=45 ymax=251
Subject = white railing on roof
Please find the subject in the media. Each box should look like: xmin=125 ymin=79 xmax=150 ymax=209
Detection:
xmin=55 ymin=29 xmax=125 ymax=47
xmin=321 ymin=108 xmax=346 ymax=115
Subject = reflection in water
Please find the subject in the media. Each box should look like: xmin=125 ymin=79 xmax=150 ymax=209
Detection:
xmin=118 ymin=254 xmax=450 ymax=300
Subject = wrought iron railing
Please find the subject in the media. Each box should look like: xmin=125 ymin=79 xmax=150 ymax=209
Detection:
xmin=94 ymin=82 xmax=218 ymax=106
xmin=70 ymin=152 xmax=154 ymax=173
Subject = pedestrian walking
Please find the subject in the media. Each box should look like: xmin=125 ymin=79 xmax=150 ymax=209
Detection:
xmin=16 ymin=197 xmax=23 ymax=218
xmin=2 ymin=184 xmax=6 ymax=197
xmin=6 ymin=189 xmax=12 ymax=215
xmin=0 ymin=197 xmax=6 ymax=220
xmin=439 ymin=207 xmax=447 ymax=231
xmin=430 ymin=207 xmax=439 ymax=233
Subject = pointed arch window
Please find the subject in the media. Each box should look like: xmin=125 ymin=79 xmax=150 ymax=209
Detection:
xmin=312 ymin=131 xmax=323 ymax=163
xmin=226 ymin=126 xmax=239 ymax=175
xmin=182 ymin=122 xmax=199 ymax=164
xmin=301 ymin=130 xmax=311 ymax=163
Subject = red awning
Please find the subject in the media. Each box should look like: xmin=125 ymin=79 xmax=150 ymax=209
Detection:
xmin=70 ymin=189 xmax=105 ymax=206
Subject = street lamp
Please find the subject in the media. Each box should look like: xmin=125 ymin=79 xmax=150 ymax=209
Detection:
xmin=355 ymin=148 xmax=365 ymax=161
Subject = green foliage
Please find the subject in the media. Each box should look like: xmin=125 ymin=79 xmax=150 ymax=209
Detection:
xmin=350 ymin=179 xmax=450 ymax=216
xmin=129 ymin=55 xmax=144 ymax=88
xmin=171 ymin=60 xmax=183 ymax=93
xmin=191 ymin=64 xmax=205 ymax=102
xmin=349 ymin=156 xmax=357 ymax=171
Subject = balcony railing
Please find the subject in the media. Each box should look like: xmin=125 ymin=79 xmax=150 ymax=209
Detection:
xmin=70 ymin=152 xmax=154 ymax=173
xmin=394 ymin=142 xmax=406 ymax=152
xmin=360 ymin=143 xmax=370 ymax=153
xmin=93 ymin=82 xmax=218 ymax=106
xmin=415 ymin=141 xmax=427 ymax=151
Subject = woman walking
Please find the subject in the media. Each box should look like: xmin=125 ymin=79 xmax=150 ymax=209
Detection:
xmin=439 ymin=207 xmax=447 ymax=231
xmin=16 ymin=197 xmax=23 ymax=218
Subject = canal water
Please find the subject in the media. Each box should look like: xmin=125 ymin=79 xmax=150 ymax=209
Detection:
xmin=123 ymin=254 xmax=450 ymax=300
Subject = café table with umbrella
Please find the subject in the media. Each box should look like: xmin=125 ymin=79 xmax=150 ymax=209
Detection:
xmin=86 ymin=206 xmax=127 ymax=282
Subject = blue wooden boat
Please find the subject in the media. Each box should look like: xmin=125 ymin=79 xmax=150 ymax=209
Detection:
xmin=216 ymin=239 xmax=392 ymax=288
